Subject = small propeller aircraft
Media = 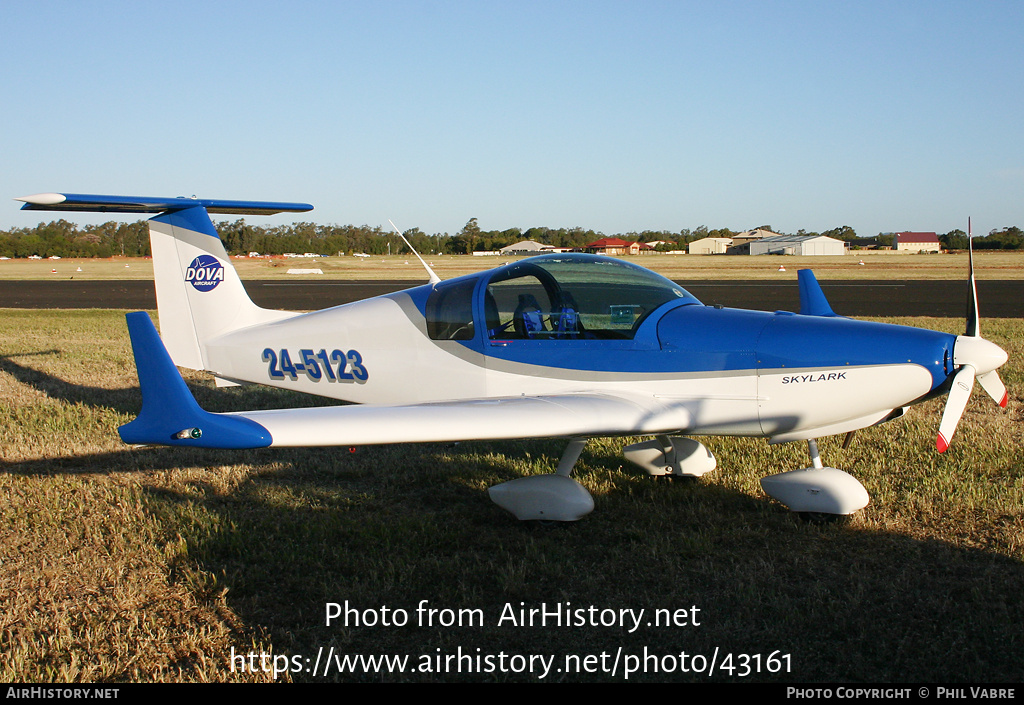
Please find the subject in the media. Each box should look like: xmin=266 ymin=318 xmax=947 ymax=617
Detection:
xmin=15 ymin=193 xmax=1010 ymax=521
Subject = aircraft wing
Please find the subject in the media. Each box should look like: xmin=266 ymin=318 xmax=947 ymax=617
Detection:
xmin=234 ymin=393 xmax=691 ymax=448
xmin=118 ymin=312 xmax=691 ymax=449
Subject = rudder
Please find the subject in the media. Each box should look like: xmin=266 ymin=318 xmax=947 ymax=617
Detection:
xmin=148 ymin=205 xmax=295 ymax=370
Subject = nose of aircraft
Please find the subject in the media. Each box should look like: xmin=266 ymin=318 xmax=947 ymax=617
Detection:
xmin=953 ymin=335 xmax=1009 ymax=376
xmin=937 ymin=332 xmax=1009 ymax=452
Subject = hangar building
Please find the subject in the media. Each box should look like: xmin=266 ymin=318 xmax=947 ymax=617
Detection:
xmin=749 ymin=235 xmax=846 ymax=256
xmin=499 ymin=240 xmax=557 ymax=255
xmin=687 ymin=237 xmax=733 ymax=255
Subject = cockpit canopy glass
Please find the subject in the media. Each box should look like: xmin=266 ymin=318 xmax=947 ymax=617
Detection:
xmin=427 ymin=254 xmax=697 ymax=342
xmin=484 ymin=254 xmax=695 ymax=340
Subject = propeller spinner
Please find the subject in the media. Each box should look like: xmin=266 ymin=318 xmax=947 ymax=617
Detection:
xmin=936 ymin=221 xmax=1009 ymax=452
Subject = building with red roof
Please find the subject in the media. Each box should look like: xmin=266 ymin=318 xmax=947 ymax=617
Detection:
xmin=584 ymin=238 xmax=654 ymax=255
xmin=893 ymin=232 xmax=941 ymax=253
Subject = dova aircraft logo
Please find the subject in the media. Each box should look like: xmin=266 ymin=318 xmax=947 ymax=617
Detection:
xmin=185 ymin=255 xmax=225 ymax=291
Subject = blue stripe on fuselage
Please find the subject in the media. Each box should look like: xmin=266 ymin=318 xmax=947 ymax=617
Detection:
xmin=479 ymin=304 xmax=764 ymax=374
xmin=463 ymin=305 xmax=955 ymax=388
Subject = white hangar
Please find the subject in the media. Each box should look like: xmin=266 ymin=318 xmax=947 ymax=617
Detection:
xmin=749 ymin=235 xmax=846 ymax=256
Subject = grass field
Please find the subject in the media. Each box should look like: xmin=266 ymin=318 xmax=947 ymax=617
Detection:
xmin=2 ymin=250 xmax=1024 ymax=282
xmin=1 ymin=310 xmax=1021 ymax=682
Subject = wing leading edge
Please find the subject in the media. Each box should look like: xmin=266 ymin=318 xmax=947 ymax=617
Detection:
xmin=119 ymin=312 xmax=691 ymax=449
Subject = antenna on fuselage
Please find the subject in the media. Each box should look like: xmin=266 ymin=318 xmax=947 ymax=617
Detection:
xmin=388 ymin=219 xmax=441 ymax=285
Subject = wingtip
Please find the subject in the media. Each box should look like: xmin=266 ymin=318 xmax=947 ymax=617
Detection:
xmin=14 ymin=193 xmax=66 ymax=205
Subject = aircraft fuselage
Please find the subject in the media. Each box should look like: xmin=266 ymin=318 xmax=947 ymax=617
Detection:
xmin=204 ymin=256 xmax=955 ymax=441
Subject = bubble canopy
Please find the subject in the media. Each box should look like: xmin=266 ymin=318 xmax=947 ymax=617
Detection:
xmin=488 ymin=253 xmax=693 ymax=299
xmin=427 ymin=254 xmax=701 ymax=341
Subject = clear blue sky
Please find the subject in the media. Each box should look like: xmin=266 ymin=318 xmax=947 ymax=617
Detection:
xmin=3 ymin=1 xmax=1022 ymax=238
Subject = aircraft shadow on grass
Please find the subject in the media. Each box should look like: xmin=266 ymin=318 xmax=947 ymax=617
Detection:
xmin=0 ymin=350 xmax=335 ymax=416
xmin=0 ymin=352 xmax=338 ymax=477
xmin=0 ymin=351 xmax=142 ymax=416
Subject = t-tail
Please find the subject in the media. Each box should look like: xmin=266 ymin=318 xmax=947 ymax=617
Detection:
xmin=15 ymin=193 xmax=312 ymax=370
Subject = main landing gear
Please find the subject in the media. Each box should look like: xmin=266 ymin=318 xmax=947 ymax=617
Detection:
xmin=488 ymin=436 xmax=869 ymax=522
xmin=487 ymin=439 xmax=595 ymax=522
xmin=488 ymin=435 xmax=717 ymax=522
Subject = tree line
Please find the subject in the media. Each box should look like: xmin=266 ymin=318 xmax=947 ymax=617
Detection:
xmin=1 ymin=218 xmax=1021 ymax=259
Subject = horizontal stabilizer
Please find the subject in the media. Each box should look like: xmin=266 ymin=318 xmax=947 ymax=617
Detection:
xmin=15 ymin=193 xmax=312 ymax=215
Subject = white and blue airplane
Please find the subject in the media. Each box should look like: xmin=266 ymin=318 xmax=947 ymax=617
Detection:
xmin=16 ymin=193 xmax=1010 ymax=521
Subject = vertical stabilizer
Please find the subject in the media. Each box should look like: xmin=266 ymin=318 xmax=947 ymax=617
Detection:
xmin=148 ymin=206 xmax=295 ymax=369
xmin=797 ymin=269 xmax=837 ymax=317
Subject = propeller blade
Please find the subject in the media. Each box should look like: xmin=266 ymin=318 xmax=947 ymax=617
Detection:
xmin=937 ymin=365 xmax=976 ymax=453
xmin=966 ymin=217 xmax=980 ymax=337
xmin=977 ymin=370 xmax=1008 ymax=408
xmin=937 ymin=221 xmax=1009 ymax=452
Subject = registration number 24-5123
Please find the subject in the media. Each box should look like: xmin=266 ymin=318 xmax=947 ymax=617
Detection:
xmin=262 ymin=348 xmax=368 ymax=382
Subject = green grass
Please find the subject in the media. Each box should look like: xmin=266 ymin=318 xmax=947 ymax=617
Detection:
xmin=1 ymin=310 xmax=1021 ymax=682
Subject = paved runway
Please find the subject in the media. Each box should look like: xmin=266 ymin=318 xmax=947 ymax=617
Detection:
xmin=1 ymin=279 xmax=1021 ymax=317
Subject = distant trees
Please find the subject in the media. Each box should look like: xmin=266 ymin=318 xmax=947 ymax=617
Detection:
xmin=0 ymin=217 xmax=1021 ymax=258
xmin=449 ymin=218 xmax=481 ymax=254
xmin=794 ymin=226 xmax=857 ymax=241
xmin=982 ymin=226 xmax=1023 ymax=250
xmin=941 ymin=229 xmax=969 ymax=250
xmin=821 ymin=225 xmax=857 ymax=241
xmin=939 ymin=227 xmax=1022 ymax=250
xmin=0 ymin=219 xmax=128 ymax=258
